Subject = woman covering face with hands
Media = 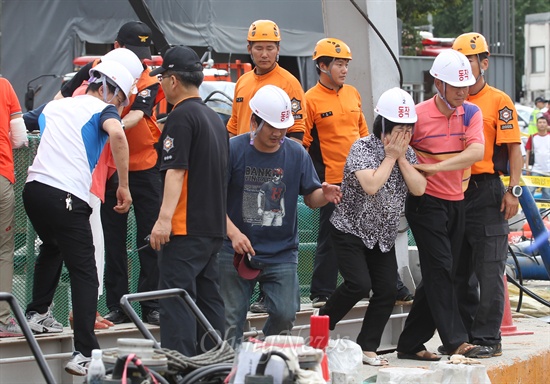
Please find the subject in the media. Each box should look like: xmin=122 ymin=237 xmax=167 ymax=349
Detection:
xmin=318 ymin=87 xmax=426 ymax=366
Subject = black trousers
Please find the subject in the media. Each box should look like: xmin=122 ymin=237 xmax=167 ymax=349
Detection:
xmin=310 ymin=202 xmax=338 ymax=299
xmin=23 ymin=181 xmax=99 ymax=356
xmin=102 ymin=167 xmax=161 ymax=313
xmin=158 ymin=235 xmax=225 ymax=357
xmin=457 ymin=176 xmax=508 ymax=346
xmin=322 ymin=226 xmax=397 ymax=352
xmin=397 ymin=194 xmax=469 ymax=354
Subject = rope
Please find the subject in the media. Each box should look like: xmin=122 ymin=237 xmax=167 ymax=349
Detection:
xmin=155 ymin=341 xmax=235 ymax=373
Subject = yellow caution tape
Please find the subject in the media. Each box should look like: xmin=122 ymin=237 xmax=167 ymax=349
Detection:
xmin=501 ymin=175 xmax=550 ymax=188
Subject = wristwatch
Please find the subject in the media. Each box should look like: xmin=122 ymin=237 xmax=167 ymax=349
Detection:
xmin=507 ymin=185 xmax=522 ymax=197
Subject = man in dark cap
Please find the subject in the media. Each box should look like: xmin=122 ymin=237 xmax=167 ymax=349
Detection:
xmin=148 ymin=46 xmax=228 ymax=356
xmin=115 ymin=21 xmax=153 ymax=60
xmin=56 ymin=21 xmax=164 ymax=326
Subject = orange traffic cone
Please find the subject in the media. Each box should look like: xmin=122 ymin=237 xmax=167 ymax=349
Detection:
xmin=501 ymin=274 xmax=534 ymax=336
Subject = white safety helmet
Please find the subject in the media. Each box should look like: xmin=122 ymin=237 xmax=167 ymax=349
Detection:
xmin=375 ymin=87 xmax=417 ymax=124
xmin=429 ymin=49 xmax=475 ymax=87
xmin=249 ymin=85 xmax=294 ymax=129
xmin=101 ymin=48 xmax=143 ymax=80
xmin=89 ymin=60 xmax=135 ymax=107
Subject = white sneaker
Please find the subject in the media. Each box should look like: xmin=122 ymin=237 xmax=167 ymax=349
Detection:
xmin=26 ymin=310 xmax=63 ymax=334
xmin=0 ymin=317 xmax=23 ymax=337
xmin=64 ymin=351 xmax=90 ymax=376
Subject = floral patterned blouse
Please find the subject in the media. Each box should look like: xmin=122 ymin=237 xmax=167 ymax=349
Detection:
xmin=330 ymin=135 xmax=417 ymax=253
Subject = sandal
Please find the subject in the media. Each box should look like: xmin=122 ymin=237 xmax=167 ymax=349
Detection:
xmin=95 ymin=312 xmax=114 ymax=327
xmin=362 ymin=352 xmax=389 ymax=366
xmin=397 ymin=350 xmax=440 ymax=361
xmin=68 ymin=311 xmax=113 ymax=329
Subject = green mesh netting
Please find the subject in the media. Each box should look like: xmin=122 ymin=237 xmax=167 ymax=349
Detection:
xmin=12 ymin=135 xmax=143 ymax=326
xmin=12 ymin=134 xmax=414 ymax=326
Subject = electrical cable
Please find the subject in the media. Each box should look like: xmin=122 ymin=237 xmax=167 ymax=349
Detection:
xmin=149 ymin=369 xmax=171 ymax=384
xmin=155 ymin=341 xmax=235 ymax=373
xmin=506 ymin=272 xmax=550 ymax=308
xmin=348 ymin=0 xmax=404 ymax=87
xmin=507 ymin=244 xmax=525 ymax=312
xmin=203 ymin=90 xmax=233 ymax=103
xmin=507 ymin=234 xmax=550 ymax=312
xmin=178 ymin=363 xmax=233 ymax=384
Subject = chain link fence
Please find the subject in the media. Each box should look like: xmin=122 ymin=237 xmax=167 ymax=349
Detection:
xmin=11 ymin=135 xmax=419 ymax=326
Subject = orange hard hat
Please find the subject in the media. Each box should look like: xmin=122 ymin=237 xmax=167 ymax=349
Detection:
xmin=452 ymin=33 xmax=490 ymax=56
xmin=247 ymin=20 xmax=281 ymax=42
xmin=313 ymin=38 xmax=352 ymax=60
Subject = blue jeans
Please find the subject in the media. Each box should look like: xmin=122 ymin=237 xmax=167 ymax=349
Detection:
xmin=218 ymin=249 xmax=299 ymax=348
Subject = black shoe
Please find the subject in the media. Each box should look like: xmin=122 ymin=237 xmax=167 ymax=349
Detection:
xmin=250 ymin=296 xmax=267 ymax=313
xmin=396 ymin=293 xmax=414 ymax=302
xmin=143 ymin=310 xmax=160 ymax=326
xmin=483 ymin=343 xmax=502 ymax=357
xmin=312 ymin=296 xmax=329 ymax=308
xmin=462 ymin=345 xmax=493 ymax=359
xmin=103 ymin=309 xmax=130 ymax=324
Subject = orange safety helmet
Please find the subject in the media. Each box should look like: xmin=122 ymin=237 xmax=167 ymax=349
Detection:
xmin=452 ymin=32 xmax=490 ymax=56
xmin=247 ymin=20 xmax=281 ymax=42
xmin=312 ymin=38 xmax=352 ymax=60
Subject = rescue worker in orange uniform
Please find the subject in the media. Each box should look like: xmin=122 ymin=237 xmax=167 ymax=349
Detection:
xmin=227 ymin=19 xmax=306 ymax=144
xmin=451 ymin=32 xmax=522 ymax=357
xmin=303 ymin=38 xmax=369 ymax=308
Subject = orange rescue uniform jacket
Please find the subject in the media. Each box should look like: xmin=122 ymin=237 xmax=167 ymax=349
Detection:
xmin=303 ymin=82 xmax=368 ymax=184
xmin=226 ymin=63 xmax=306 ymax=141
xmin=122 ymin=66 xmax=162 ymax=171
xmin=465 ymin=84 xmax=521 ymax=175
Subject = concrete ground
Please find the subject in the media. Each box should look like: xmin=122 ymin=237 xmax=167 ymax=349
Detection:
xmin=357 ymin=314 xmax=550 ymax=384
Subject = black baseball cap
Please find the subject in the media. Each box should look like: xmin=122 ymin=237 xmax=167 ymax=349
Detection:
xmin=116 ymin=21 xmax=153 ymax=60
xmin=535 ymin=96 xmax=548 ymax=103
xmin=149 ymin=45 xmax=203 ymax=76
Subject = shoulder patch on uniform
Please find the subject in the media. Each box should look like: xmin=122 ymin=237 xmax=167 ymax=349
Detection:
xmin=291 ymin=98 xmax=302 ymax=113
xmin=498 ymin=106 xmax=513 ymax=124
xmin=320 ymin=111 xmax=333 ymax=118
xmin=163 ymin=135 xmax=174 ymax=153
xmin=139 ymin=89 xmax=151 ymax=98
xmin=236 ymin=97 xmax=243 ymax=103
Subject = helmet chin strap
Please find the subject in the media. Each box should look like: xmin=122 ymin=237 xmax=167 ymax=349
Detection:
xmin=317 ymin=58 xmax=342 ymax=91
xmin=249 ymin=119 xmax=285 ymax=145
xmin=475 ymin=53 xmax=485 ymax=82
xmin=436 ymin=82 xmax=457 ymax=112
xmin=249 ymin=120 xmax=265 ymax=145
xmin=317 ymin=58 xmax=335 ymax=81
xmin=101 ymin=77 xmax=119 ymax=105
